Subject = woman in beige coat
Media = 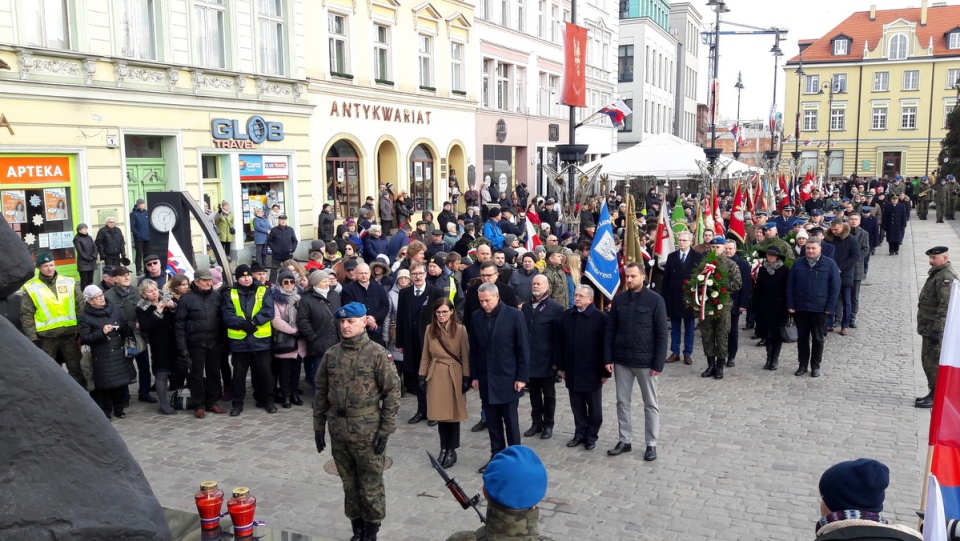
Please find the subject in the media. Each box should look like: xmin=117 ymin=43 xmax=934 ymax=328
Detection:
xmin=418 ymin=297 xmax=470 ymax=468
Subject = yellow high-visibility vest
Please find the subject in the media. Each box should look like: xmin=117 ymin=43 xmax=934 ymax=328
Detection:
xmin=23 ymin=275 xmax=77 ymax=332
xmin=447 ymin=276 xmax=457 ymax=303
xmin=226 ymin=286 xmax=271 ymax=340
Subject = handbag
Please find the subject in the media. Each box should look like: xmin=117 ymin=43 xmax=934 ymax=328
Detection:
xmin=171 ymin=387 xmax=196 ymax=410
xmin=272 ymin=330 xmax=299 ymax=354
xmin=780 ymin=315 xmax=798 ymax=343
xmin=124 ymin=335 xmax=140 ymax=358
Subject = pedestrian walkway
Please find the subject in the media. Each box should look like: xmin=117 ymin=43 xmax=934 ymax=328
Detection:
xmin=112 ymin=216 xmax=958 ymax=540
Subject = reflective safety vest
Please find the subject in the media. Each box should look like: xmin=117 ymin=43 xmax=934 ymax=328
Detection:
xmin=446 ymin=275 xmax=458 ymax=303
xmin=227 ymin=286 xmax=271 ymax=340
xmin=23 ymin=275 xmax=77 ymax=332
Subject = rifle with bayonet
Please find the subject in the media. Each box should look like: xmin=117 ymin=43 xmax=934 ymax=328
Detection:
xmin=427 ymin=451 xmax=485 ymax=524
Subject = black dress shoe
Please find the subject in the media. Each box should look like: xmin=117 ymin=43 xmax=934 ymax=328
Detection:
xmin=811 ymin=368 xmax=821 ymax=378
xmin=255 ymin=401 xmax=265 ymax=408
xmin=114 ymin=411 xmax=126 ymax=419
xmin=916 ymin=396 xmax=934 ymax=408
xmin=541 ymin=427 xmax=553 ymax=439
xmin=230 ymin=406 xmax=243 ymax=416
xmin=584 ymin=442 xmax=596 ymax=451
xmin=743 ymin=322 xmax=755 ymax=330
xmin=849 ymin=322 xmax=857 ymax=329
xmin=266 ymin=404 xmax=278 ymax=413
xmin=428 ymin=420 xmax=438 ymax=427
xmin=291 ymin=394 xmax=304 ymax=406
xmin=644 ymin=446 xmax=657 ymax=461
xmin=478 ymin=461 xmax=490 ymax=473
xmin=407 ymin=412 xmax=426 ymax=424
xmin=138 ymin=395 xmax=159 ymax=404
xmin=471 ymin=419 xmax=487 ymax=432
xmin=607 ymin=442 xmax=632 ymax=456
xmin=566 ymin=437 xmax=582 ymax=448
xmin=442 ymin=449 xmax=457 ymax=468
xmin=725 ymin=358 xmax=735 ymax=367
xmin=282 ymin=396 xmax=292 ymax=409
xmin=917 ymin=392 xmax=934 ymax=403
xmin=757 ymin=339 xmax=766 ymax=347
xmin=523 ymin=426 xmax=543 ymax=437
xmin=795 ymin=367 xmax=808 ymax=376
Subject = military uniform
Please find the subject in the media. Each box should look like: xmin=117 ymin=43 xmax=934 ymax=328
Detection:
xmin=543 ymin=260 xmax=568 ymax=308
xmin=948 ymin=179 xmax=960 ymax=220
xmin=313 ymin=328 xmax=400 ymax=536
xmin=917 ymin=254 xmax=957 ymax=401
xmin=916 ymin=181 xmax=932 ymax=220
xmin=696 ymin=248 xmax=742 ymax=379
xmin=934 ymin=181 xmax=949 ymax=223
xmin=20 ymin=267 xmax=87 ymax=387
xmin=445 ymin=501 xmax=553 ymax=541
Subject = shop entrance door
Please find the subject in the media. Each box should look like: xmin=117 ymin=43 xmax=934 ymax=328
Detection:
xmin=882 ymin=152 xmax=902 ymax=178
xmin=126 ymin=162 xmax=167 ymax=207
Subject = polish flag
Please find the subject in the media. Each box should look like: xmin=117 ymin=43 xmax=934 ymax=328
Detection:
xmin=712 ymin=187 xmax=724 ymax=236
xmin=798 ymin=171 xmax=816 ymax=202
xmin=928 ymin=280 xmax=960 ymax=520
xmin=653 ymin=196 xmax=675 ymax=266
xmin=727 ymin=183 xmax=745 ymax=241
xmin=166 ymin=232 xmax=195 ymax=280
xmin=525 ymin=217 xmax=542 ymax=253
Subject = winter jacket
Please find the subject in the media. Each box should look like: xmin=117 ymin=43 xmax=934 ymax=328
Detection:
xmin=363 ymin=235 xmax=389 ymax=264
xmin=468 ymin=302 xmax=529 ymax=405
xmin=438 ymin=210 xmax=457 ymax=235
xmin=418 ymin=322 xmax=470 ymax=423
xmin=79 ymin=303 xmax=133 ymax=390
xmin=253 ymin=215 xmax=271 ymax=245
xmin=129 ymin=207 xmax=150 ymax=242
xmin=604 ymin=287 xmax=668 ymax=371
xmin=340 ymin=280 xmax=389 ymax=339
xmin=271 ymin=288 xmax=306 ymax=360
xmin=482 ymin=219 xmax=505 ymax=250
xmin=73 ymin=233 xmax=97 ymax=272
xmin=267 ymin=225 xmax=298 ymax=261
xmin=752 ymin=263 xmax=790 ymax=340
xmin=215 ymin=212 xmax=235 ymax=243
xmin=318 ymin=210 xmax=335 ymax=242
xmin=220 ymin=283 xmax=275 ymax=353
xmin=453 ymin=233 xmax=476 ymax=257
xmin=297 ymin=288 xmax=342 ymax=357
xmin=521 ymin=297 xmax=563 ymax=378
xmin=379 ymin=196 xmax=394 ymax=222
xmin=174 ymin=282 xmax=224 ymax=352
xmin=95 ymin=226 xmax=125 ymax=259
xmin=850 ymin=226 xmax=870 ymax=281
xmin=137 ymin=300 xmax=177 ymax=372
xmin=787 ymin=256 xmax=841 ymax=313
xmin=394 ymin=199 xmax=413 ymax=224
xmin=508 ymin=267 xmax=539 ymax=304
xmin=827 ymin=225 xmax=861 ymax=287
xmin=881 ymin=201 xmax=908 ymax=244
xmin=558 ymin=304 xmax=610 ymax=393
xmin=386 ymin=232 xmax=410 ymax=263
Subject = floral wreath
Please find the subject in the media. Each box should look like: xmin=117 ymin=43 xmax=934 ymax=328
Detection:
xmin=683 ymin=250 xmax=732 ymax=320
xmin=468 ymin=236 xmax=492 ymax=251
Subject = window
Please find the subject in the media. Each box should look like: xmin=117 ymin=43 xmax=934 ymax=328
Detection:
xmin=418 ymin=35 xmax=433 ymax=88
xmin=451 ymin=42 xmax=464 ymax=92
xmin=500 ymin=0 xmax=508 ymax=26
xmin=326 ymin=140 xmax=361 ymax=220
xmin=832 ymin=73 xmax=847 ymax=93
xmin=618 ymin=45 xmax=633 ymax=82
xmin=496 ymin=62 xmax=509 ymax=110
xmin=949 ymin=69 xmax=960 ymax=89
xmin=947 ymin=101 xmax=959 ymax=128
xmin=889 ymin=34 xmax=907 ymax=60
xmin=257 ymin=0 xmax=284 ymax=75
xmin=805 ymin=74 xmax=820 ymax=94
xmin=537 ymin=0 xmax=545 ymax=38
xmin=872 ymin=107 xmax=887 ymax=130
xmin=480 ymin=0 xmax=490 ymax=20
xmin=482 ymin=59 xmax=491 ymax=108
xmin=410 ymin=144 xmax=434 ymax=211
xmin=873 ymin=72 xmax=889 ymax=92
xmin=833 ymin=39 xmax=848 ymax=56
xmin=901 ymin=105 xmax=917 ymax=129
xmin=328 ymin=13 xmax=349 ymax=75
xmin=830 ymin=108 xmax=845 ymax=131
xmin=951 ymin=32 xmax=960 ymax=50
xmin=120 ymin=0 xmax=157 ymax=60
xmin=195 ymin=0 xmax=226 ymax=68
xmin=23 ymin=0 xmax=70 ymax=49
xmin=550 ymin=5 xmax=559 ymax=43
xmin=517 ymin=0 xmax=524 ymax=32
xmin=374 ymin=24 xmax=390 ymax=82
xmin=903 ymin=70 xmax=919 ymax=91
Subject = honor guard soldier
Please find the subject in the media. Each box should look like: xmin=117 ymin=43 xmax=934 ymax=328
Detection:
xmin=916 ymin=246 xmax=958 ymax=408
xmin=313 ymin=302 xmax=401 ymax=541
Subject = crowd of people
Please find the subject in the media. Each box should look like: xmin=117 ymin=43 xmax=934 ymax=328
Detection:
xmin=19 ymin=172 xmax=960 ymax=540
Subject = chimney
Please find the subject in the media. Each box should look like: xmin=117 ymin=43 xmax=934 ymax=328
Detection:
xmin=921 ymin=0 xmax=928 ymax=26
xmin=870 ymin=5 xmax=877 ymax=21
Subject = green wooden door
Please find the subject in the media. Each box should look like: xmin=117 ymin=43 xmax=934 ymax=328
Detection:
xmin=126 ymin=162 xmax=167 ymax=206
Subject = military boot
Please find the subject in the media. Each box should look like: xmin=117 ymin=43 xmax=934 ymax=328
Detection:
xmin=349 ymin=518 xmax=365 ymax=541
xmin=701 ymin=357 xmax=716 ymax=378
xmin=769 ymin=342 xmax=781 ymax=371
xmin=362 ymin=522 xmax=380 ymax=541
xmin=442 ymin=449 xmax=457 ymax=468
xmin=714 ymin=360 xmax=725 ymax=380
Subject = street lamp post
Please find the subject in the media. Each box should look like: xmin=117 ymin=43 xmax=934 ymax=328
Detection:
xmin=763 ymin=34 xmax=784 ymax=171
xmin=819 ymin=80 xmax=842 ymax=182
xmin=733 ymin=72 xmax=744 ymax=160
xmin=790 ymin=55 xmax=805 ymax=184
xmin=701 ymin=0 xmax=729 ymax=195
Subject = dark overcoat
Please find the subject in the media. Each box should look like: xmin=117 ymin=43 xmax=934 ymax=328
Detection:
xmin=396 ymin=283 xmax=444 ymax=373
xmin=751 ymin=263 xmax=790 ymax=340
xmin=881 ymin=201 xmax=908 ymax=244
xmin=468 ymin=302 xmax=529 ymax=405
xmin=557 ymin=304 xmax=610 ymax=393
xmin=661 ymin=249 xmax=703 ymax=319
xmin=79 ymin=303 xmax=133 ymax=390
xmin=520 ymin=297 xmax=563 ymax=378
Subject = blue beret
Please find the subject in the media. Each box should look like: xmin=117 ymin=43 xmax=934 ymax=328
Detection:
xmin=763 ymin=223 xmax=777 ymax=230
xmin=819 ymin=458 xmax=889 ymax=513
xmin=35 ymin=253 xmax=54 ymax=267
xmin=709 ymin=237 xmax=727 ymax=245
xmin=335 ymin=302 xmax=367 ymax=319
xmin=483 ymin=445 xmax=547 ymax=509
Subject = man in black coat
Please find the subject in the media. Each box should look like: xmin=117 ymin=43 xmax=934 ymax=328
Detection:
xmin=559 ymin=286 xmax=610 ymax=451
xmin=859 ymin=206 xmax=881 ymax=260
xmin=453 ymin=224 xmax=476 ymax=257
xmin=266 ymin=214 xmax=298 ymax=265
xmin=297 ymin=269 xmax=341 ymax=396
xmin=340 ymin=263 xmax=390 ymax=346
xmin=469 ymin=282 xmax=530 ymax=472
xmin=537 ymin=199 xmax=559 ymax=232
xmin=437 ymin=201 xmax=457 ymax=234
xmin=661 ymin=231 xmax=702 ymax=366
xmin=461 ymin=244 xmax=491 ymax=285
xmin=520 ymin=275 xmax=563 ymax=440
xmin=174 ymin=269 xmax=226 ymax=418
xmin=724 ymin=240 xmax=752 ymax=367
xmin=395 ymin=262 xmax=444 ymax=423
xmin=827 ymin=219 xmax=860 ymax=334
xmin=604 ymin=262 xmax=668 ymax=461
xmin=463 ymin=261 xmax=518 ymax=332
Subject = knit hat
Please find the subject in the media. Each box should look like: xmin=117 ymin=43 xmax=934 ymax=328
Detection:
xmin=277 ymin=270 xmax=296 ymax=283
xmin=76 ymin=223 xmax=88 ymax=233
xmin=819 ymin=458 xmax=889 ymax=513
xmin=82 ymin=285 xmax=103 ymax=303
xmin=504 ymin=234 xmax=517 ymax=246
xmin=482 ymin=445 xmax=548 ymax=510
xmin=488 ymin=207 xmax=501 ymax=218
xmin=309 ymin=269 xmax=330 ymax=287
xmin=796 ymin=229 xmax=809 ymax=240
xmin=431 ymin=254 xmax=446 ymax=268
xmin=395 ymin=269 xmax=411 ymax=281
xmin=234 ymin=264 xmax=252 ymax=279
xmin=343 ymin=258 xmax=359 ymax=270
xmin=136 ymin=198 xmax=145 ymax=206
xmin=335 ymin=302 xmax=367 ymax=319
xmin=35 ymin=253 xmax=54 ymax=267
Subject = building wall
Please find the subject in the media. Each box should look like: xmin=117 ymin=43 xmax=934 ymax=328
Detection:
xmin=669 ymin=2 xmax=703 ymax=144
xmin=616 ymin=17 xmax=677 ymax=150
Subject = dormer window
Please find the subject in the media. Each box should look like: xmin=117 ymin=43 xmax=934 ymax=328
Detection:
xmin=834 ymin=39 xmax=848 ymax=55
xmin=949 ymin=31 xmax=960 ymax=50
xmin=889 ymin=34 xmax=908 ymax=60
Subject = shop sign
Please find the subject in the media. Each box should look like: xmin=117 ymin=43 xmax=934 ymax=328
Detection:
xmin=329 ymin=101 xmax=432 ymax=124
xmin=1 ymin=156 xmax=71 ymax=183
xmin=0 ymin=114 xmax=13 ymax=135
xmin=548 ymin=124 xmax=560 ymax=142
xmin=239 ymin=154 xmax=289 ymax=180
xmin=211 ymin=116 xmax=284 ymax=149
xmin=496 ymin=119 xmax=507 ymax=143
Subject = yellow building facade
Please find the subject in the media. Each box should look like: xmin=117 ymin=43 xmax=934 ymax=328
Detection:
xmin=784 ymin=3 xmax=960 ymax=180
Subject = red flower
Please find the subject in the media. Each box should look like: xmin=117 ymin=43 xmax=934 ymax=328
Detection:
xmin=713 ymin=299 xmax=720 ymax=305
xmin=720 ymin=288 xmax=727 ymax=293
xmin=715 ymin=273 xmax=723 ymax=279
xmin=683 ymin=279 xmax=689 ymax=285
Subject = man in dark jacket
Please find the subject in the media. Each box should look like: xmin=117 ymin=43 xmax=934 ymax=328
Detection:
xmin=469 ymin=283 xmax=530 ymax=472
xmin=559 ymin=286 xmax=610 ymax=451
xmin=437 ymin=201 xmax=457 ymax=235
xmin=786 ymin=239 xmax=841 ymax=378
xmin=461 ymin=244 xmax=491 ymax=286
xmin=604 ymin=262 xmax=668 ymax=461
xmin=137 ymin=254 xmax=168 ymax=290
xmin=386 ymin=222 xmax=412 ymax=263
xmin=175 ymin=268 xmax=227 ymax=418
xmin=129 ymin=199 xmax=150 ymax=275
xmin=859 ymin=206 xmax=881 ymax=260
xmin=424 ymin=230 xmax=449 ymax=260
xmin=221 ymin=265 xmax=276 ymax=415
xmin=95 ymin=216 xmax=126 ymax=267
xmin=724 ymin=240 xmax=752 ymax=367
xmin=464 ymin=261 xmax=518 ymax=332
xmin=266 ymin=215 xmax=298 ymax=265
xmin=827 ymin=219 xmax=860 ymax=334
xmin=72 ymin=223 xmax=97 ymax=290
xmin=396 ymin=262 xmax=444 ymax=423
xmin=538 ymin=199 xmax=559 ymax=233
xmin=104 ymin=266 xmax=156 ymax=404
xmin=341 ymin=262 xmax=389 ymax=346
xmin=508 ymin=253 xmax=539 ymax=306
xmin=846 ymin=213 xmax=870 ymax=327
xmin=453 ymin=223 xmax=476 ymax=257
xmin=297 ymin=270 xmax=341 ymax=393
xmin=661 ymin=231 xmax=702 ymax=365
xmin=520 ymin=275 xmax=563 ymax=440
xmin=318 ymin=204 xmax=335 ymax=242
xmin=362 ymin=225 xmax=389 ymax=264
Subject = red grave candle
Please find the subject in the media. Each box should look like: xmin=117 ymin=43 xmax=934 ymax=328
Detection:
xmin=227 ymin=487 xmax=257 ymax=537
xmin=194 ymin=481 xmax=224 ymax=530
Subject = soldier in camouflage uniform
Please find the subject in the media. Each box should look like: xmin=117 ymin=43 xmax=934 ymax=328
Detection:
xmin=934 ymin=178 xmax=949 ymax=223
xmin=697 ymin=238 xmax=742 ymax=380
xmin=313 ymin=301 xmax=401 ymax=541
xmin=446 ymin=445 xmax=553 ymax=541
xmin=543 ymin=245 xmax=568 ymax=308
xmin=916 ymin=178 xmax=932 ymax=220
xmin=887 ymin=176 xmax=905 ymax=198
xmin=948 ymin=176 xmax=960 ymax=220
xmin=915 ymin=246 xmax=958 ymax=409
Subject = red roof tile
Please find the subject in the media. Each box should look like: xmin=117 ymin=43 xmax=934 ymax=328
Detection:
xmin=786 ymin=4 xmax=960 ymax=64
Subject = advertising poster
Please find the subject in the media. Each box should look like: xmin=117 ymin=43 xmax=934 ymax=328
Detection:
xmin=2 ymin=190 xmax=26 ymax=224
xmin=44 ymin=188 xmax=68 ymax=221
xmin=238 ymin=154 xmax=289 ymax=180
xmin=415 ymin=162 xmax=423 ymax=182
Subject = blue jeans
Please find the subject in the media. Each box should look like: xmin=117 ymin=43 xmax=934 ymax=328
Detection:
xmin=304 ymin=354 xmax=324 ymax=390
xmin=670 ymin=317 xmax=696 ymax=356
xmin=135 ymin=350 xmax=151 ymax=398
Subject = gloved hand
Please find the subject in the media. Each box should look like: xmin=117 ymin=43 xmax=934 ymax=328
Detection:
xmin=373 ymin=433 xmax=388 ymax=455
xmin=930 ymin=336 xmax=941 ymax=346
xmin=462 ymin=377 xmax=471 ymax=394
xmin=243 ymin=320 xmax=257 ymax=334
xmin=315 ymin=429 xmax=326 ymax=453
xmin=418 ymin=376 xmax=427 ymax=393
xmin=176 ymin=352 xmax=191 ymax=374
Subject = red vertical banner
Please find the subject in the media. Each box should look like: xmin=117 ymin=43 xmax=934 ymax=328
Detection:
xmin=560 ymin=22 xmax=587 ymax=107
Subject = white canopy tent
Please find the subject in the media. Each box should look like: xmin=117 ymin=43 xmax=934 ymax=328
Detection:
xmin=583 ymin=133 xmax=760 ymax=179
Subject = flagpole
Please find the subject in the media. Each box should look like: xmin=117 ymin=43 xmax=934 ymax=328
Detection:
xmin=920 ymin=445 xmax=935 ymax=530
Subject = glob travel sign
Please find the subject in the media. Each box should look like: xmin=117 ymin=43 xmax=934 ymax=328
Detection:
xmin=211 ymin=116 xmax=284 ymax=149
